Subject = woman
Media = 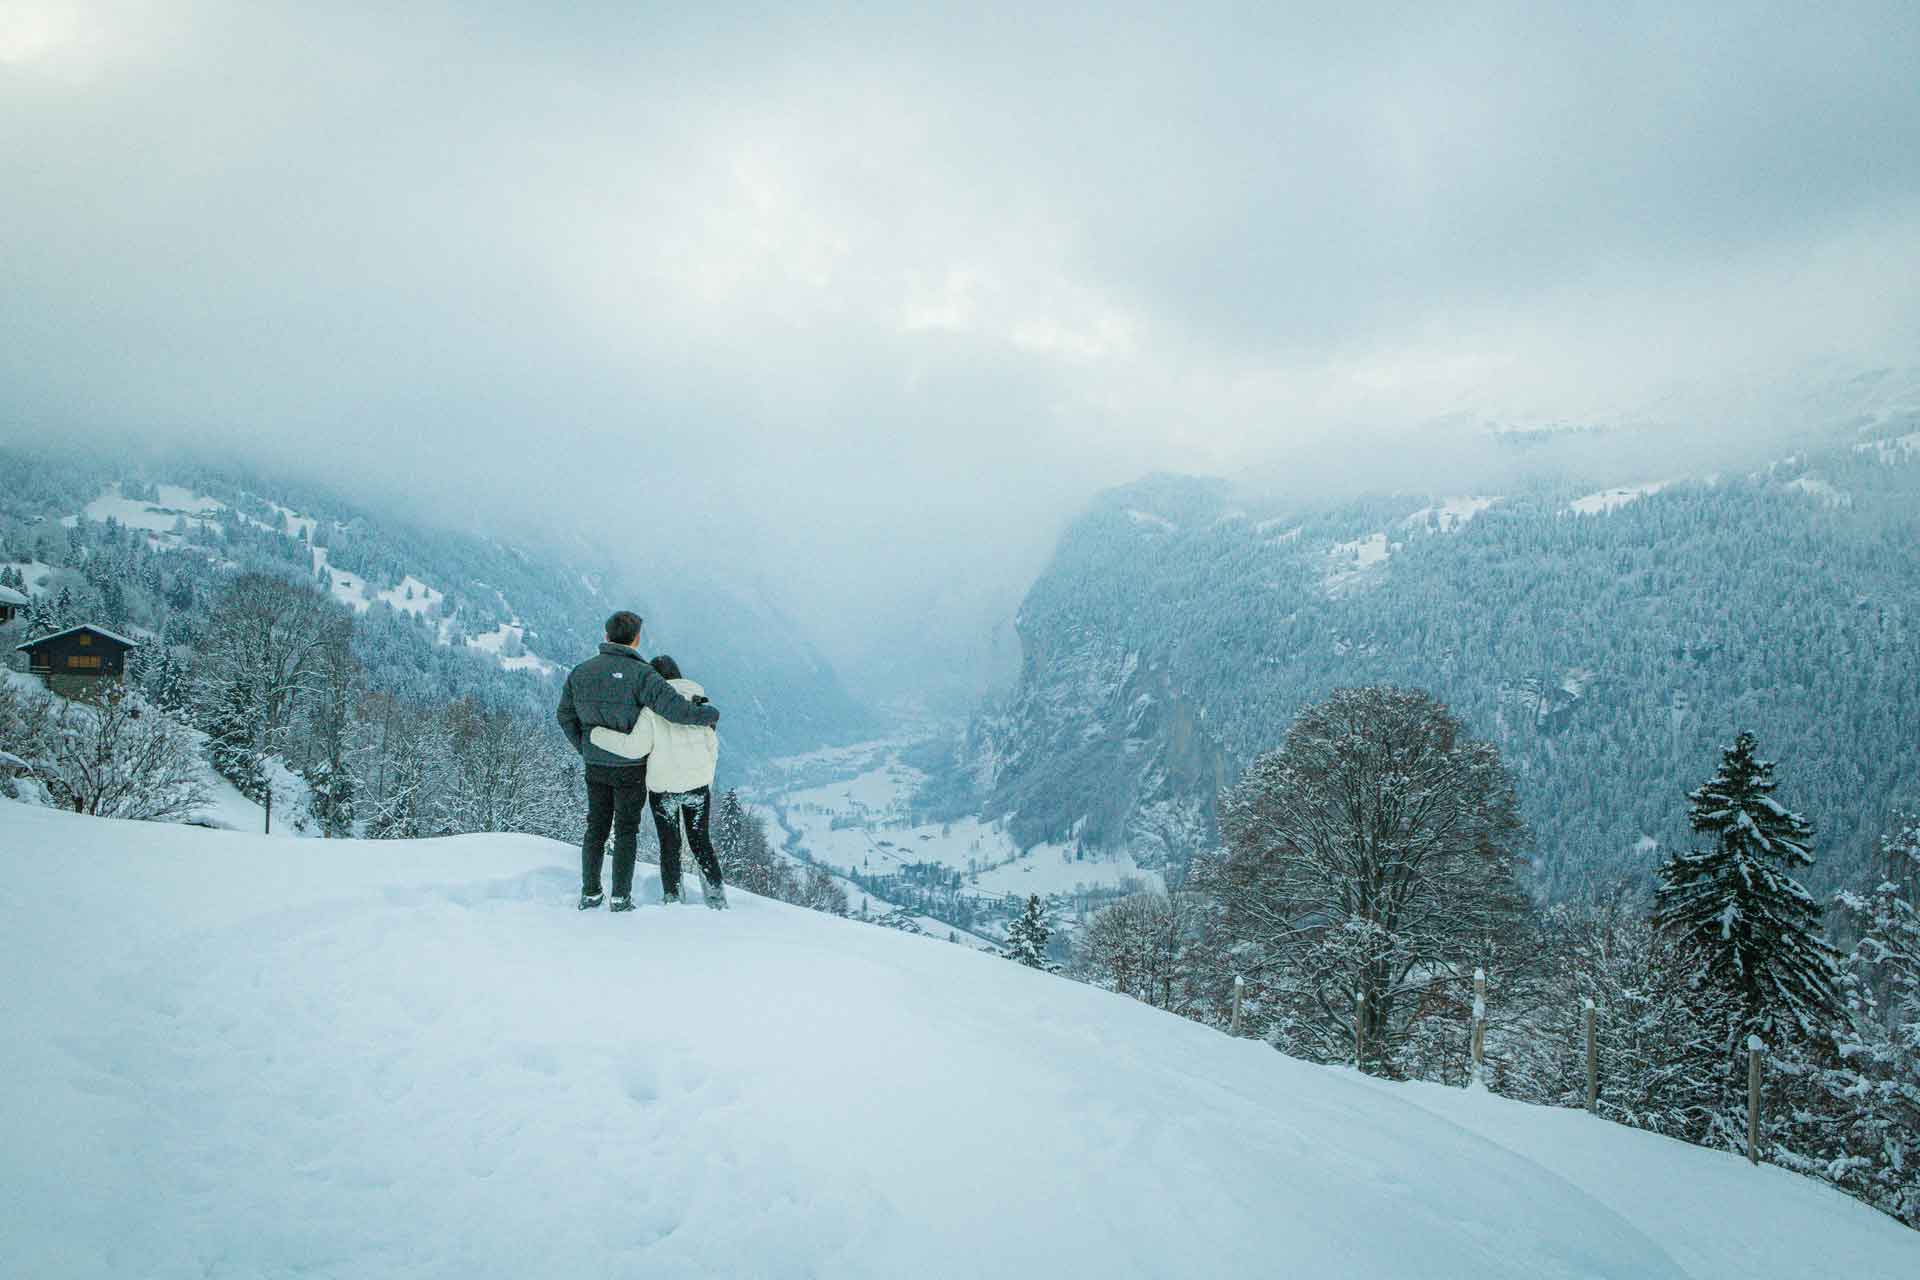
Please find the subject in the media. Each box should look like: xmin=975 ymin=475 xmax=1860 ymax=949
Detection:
xmin=590 ymin=654 xmax=726 ymax=908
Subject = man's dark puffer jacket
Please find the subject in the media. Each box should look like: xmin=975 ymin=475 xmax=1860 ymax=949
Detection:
xmin=556 ymin=643 xmax=720 ymax=771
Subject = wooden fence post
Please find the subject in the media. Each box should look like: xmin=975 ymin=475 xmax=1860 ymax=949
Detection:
xmin=264 ymin=786 xmax=272 ymax=836
xmin=1747 ymin=1037 xmax=1764 ymax=1166
xmin=1468 ymin=967 xmax=1487 ymax=1088
xmin=1354 ymin=991 xmax=1367 ymax=1073
xmin=1583 ymin=998 xmax=1598 ymax=1112
xmin=1229 ymin=974 xmax=1244 ymax=1037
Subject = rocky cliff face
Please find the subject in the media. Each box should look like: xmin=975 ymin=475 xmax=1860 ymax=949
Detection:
xmin=971 ymin=630 xmax=1225 ymax=868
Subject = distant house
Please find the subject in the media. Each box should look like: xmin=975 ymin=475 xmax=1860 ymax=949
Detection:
xmin=15 ymin=624 xmax=139 ymax=684
xmin=0 ymin=584 xmax=26 ymax=626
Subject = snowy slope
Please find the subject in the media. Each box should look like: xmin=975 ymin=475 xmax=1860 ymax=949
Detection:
xmin=2 ymin=802 xmax=1914 ymax=1279
xmin=60 ymin=482 xmax=563 ymax=681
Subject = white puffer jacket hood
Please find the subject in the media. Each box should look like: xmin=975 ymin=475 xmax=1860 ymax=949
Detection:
xmin=588 ymin=677 xmax=719 ymax=794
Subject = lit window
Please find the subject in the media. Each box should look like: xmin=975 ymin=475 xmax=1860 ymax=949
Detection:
xmin=67 ymin=655 xmax=102 ymax=670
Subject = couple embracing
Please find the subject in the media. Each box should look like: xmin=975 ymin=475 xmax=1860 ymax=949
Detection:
xmin=555 ymin=610 xmax=727 ymax=913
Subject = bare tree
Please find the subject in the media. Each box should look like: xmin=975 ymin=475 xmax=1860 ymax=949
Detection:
xmin=797 ymin=863 xmax=850 ymax=916
xmin=31 ymin=684 xmax=210 ymax=821
xmin=1076 ymin=890 xmax=1211 ymax=1015
xmin=1199 ymin=686 xmax=1531 ymax=1076
xmin=196 ymin=573 xmax=352 ymax=797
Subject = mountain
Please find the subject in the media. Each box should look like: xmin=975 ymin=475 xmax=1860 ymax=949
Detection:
xmin=0 ymin=448 xmax=871 ymax=769
xmin=969 ymin=415 xmax=1920 ymax=897
xmin=5 ymin=798 xmax=1915 ymax=1277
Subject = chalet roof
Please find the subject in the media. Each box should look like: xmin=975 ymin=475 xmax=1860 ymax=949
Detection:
xmin=0 ymin=585 xmax=28 ymax=607
xmin=14 ymin=624 xmax=141 ymax=652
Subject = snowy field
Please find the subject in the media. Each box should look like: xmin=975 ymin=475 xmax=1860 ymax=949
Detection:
xmin=1567 ymin=481 xmax=1670 ymax=515
xmin=3 ymin=800 xmax=1915 ymax=1278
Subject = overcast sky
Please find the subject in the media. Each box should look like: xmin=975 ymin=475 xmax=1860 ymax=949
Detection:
xmin=3 ymin=2 xmax=1918 ymax=681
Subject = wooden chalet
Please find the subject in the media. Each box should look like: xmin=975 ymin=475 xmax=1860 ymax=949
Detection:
xmin=15 ymin=624 xmax=138 ymax=683
xmin=0 ymin=584 xmax=26 ymax=626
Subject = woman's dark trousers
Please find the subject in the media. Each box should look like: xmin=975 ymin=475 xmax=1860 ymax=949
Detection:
xmin=583 ymin=764 xmax=648 ymax=899
xmin=650 ymin=786 xmax=723 ymax=895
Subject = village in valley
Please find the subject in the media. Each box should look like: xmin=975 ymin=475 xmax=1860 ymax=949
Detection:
xmin=746 ymin=736 xmax=1163 ymax=953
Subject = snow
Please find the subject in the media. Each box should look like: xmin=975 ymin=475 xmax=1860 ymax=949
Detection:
xmin=67 ymin=483 xmax=225 ymax=535
xmin=466 ymin=621 xmax=562 ymax=677
xmin=1786 ymin=475 xmax=1851 ymax=506
xmin=376 ymin=574 xmax=444 ymax=616
xmin=1853 ymin=431 xmax=1920 ymax=463
xmin=1124 ymin=508 xmax=1178 ymax=532
xmin=1255 ymin=518 xmax=1302 ymax=541
xmin=0 ymin=560 xmax=56 ymax=592
xmin=1378 ymin=1077 xmax=1913 ymax=1280
xmin=1568 ymin=482 xmax=1669 ymax=515
xmin=1403 ymin=496 xmax=1500 ymax=532
xmin=189 ymin=770 xmax=275 ymax=832
xmin=4 ymin=801 xmax=1914 ymax=1279
xmin=1335 ymin=531 xmax=1392 ymax=569
xmin=18 ymin=622 xmax=140 ymax=648
xmin=266 ymin=502 xmax=318 ymax=540
xmin=315 ymin=547 xmax=373 ymax=611
xmin=1323 ymin=531 xmax=1397 ymax=591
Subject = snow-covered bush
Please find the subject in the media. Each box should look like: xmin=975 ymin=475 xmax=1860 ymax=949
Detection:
xmin=1 ymin=679 xmax=210 ymax=821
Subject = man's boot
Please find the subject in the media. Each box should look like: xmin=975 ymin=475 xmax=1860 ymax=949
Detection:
xmin=579 ymin=891 xmax=604 ymax=911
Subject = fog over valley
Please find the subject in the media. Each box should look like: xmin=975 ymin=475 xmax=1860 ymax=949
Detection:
xmin=5 ymin=2 xmax=1919 ymax=691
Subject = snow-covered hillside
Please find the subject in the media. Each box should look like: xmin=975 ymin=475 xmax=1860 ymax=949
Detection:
xmin=63 ymin=482 xmax=565 ymax=679
xmin=3 ymin=801 xmax=1913 ymax=1279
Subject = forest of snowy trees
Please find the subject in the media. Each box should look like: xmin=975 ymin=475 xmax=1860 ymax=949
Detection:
xmin=0 ymin=452 xmax=861 ymax=922
xmin=1061 ymin=688 xmax=1920 ymax=1229
xmin=2 ymin=442 xmax=1914 ymax=1227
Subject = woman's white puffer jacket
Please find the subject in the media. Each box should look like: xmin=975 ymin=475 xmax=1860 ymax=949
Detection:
xmin=589 ymin=677 xmax=719 ymax=793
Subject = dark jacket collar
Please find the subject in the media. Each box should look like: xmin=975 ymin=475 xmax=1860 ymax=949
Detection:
xmin=597 ymin=642 xmax=643 ymax=660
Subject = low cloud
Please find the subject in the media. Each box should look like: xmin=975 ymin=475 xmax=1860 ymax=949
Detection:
xmin=3 ymin=2 xmax=1916 ymax=686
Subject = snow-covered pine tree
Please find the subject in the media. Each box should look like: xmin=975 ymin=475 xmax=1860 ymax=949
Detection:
xmin=23 ymin=591 xmax=59 ymax=640
xmin=713 ymin=789 xmax=749 ymax=876
xmin=201 ymin=669 xmax=268 ymax=802
xmin=1003 ymin=894 xmax=1053 ymax=969
xmin=1817 ymin=813 xmax=1920 ymax=1226
xmin=147 ymin=641 xmax=191 ymax=715
xmin=1653 ymin=731 xmax=1844 ymax=1052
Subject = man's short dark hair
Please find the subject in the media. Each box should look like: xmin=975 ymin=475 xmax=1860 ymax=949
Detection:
xmin=605 ymin=610 xmax=643 ymax=646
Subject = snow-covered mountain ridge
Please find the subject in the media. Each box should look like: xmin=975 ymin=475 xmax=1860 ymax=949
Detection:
xmin=64 ymin=481 xmax=565 ymax=678
xmin=0 ymin=451 xmax=873 ymax=767
xmin=3 ymin=799 xmax=1913 ymax=1279
xmin=970 ymin=419 xmax=1920 ymax=896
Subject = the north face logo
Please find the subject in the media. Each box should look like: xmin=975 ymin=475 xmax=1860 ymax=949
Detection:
xmin=612 ymin=672 xmax=624 ymax=679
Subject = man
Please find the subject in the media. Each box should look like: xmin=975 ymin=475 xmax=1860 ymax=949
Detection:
xmin=556 ymin=610 xmax=720 ymax=912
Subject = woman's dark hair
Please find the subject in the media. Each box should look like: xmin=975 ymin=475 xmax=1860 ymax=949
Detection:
xmin=604 ymin=610 xmax=643 ymax=645
xmin=650 ymin=654 xmax=683 ymax=681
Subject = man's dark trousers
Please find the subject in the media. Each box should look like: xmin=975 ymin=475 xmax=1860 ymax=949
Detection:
xmin=583 ymin=762 xmax=648 ymax=899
